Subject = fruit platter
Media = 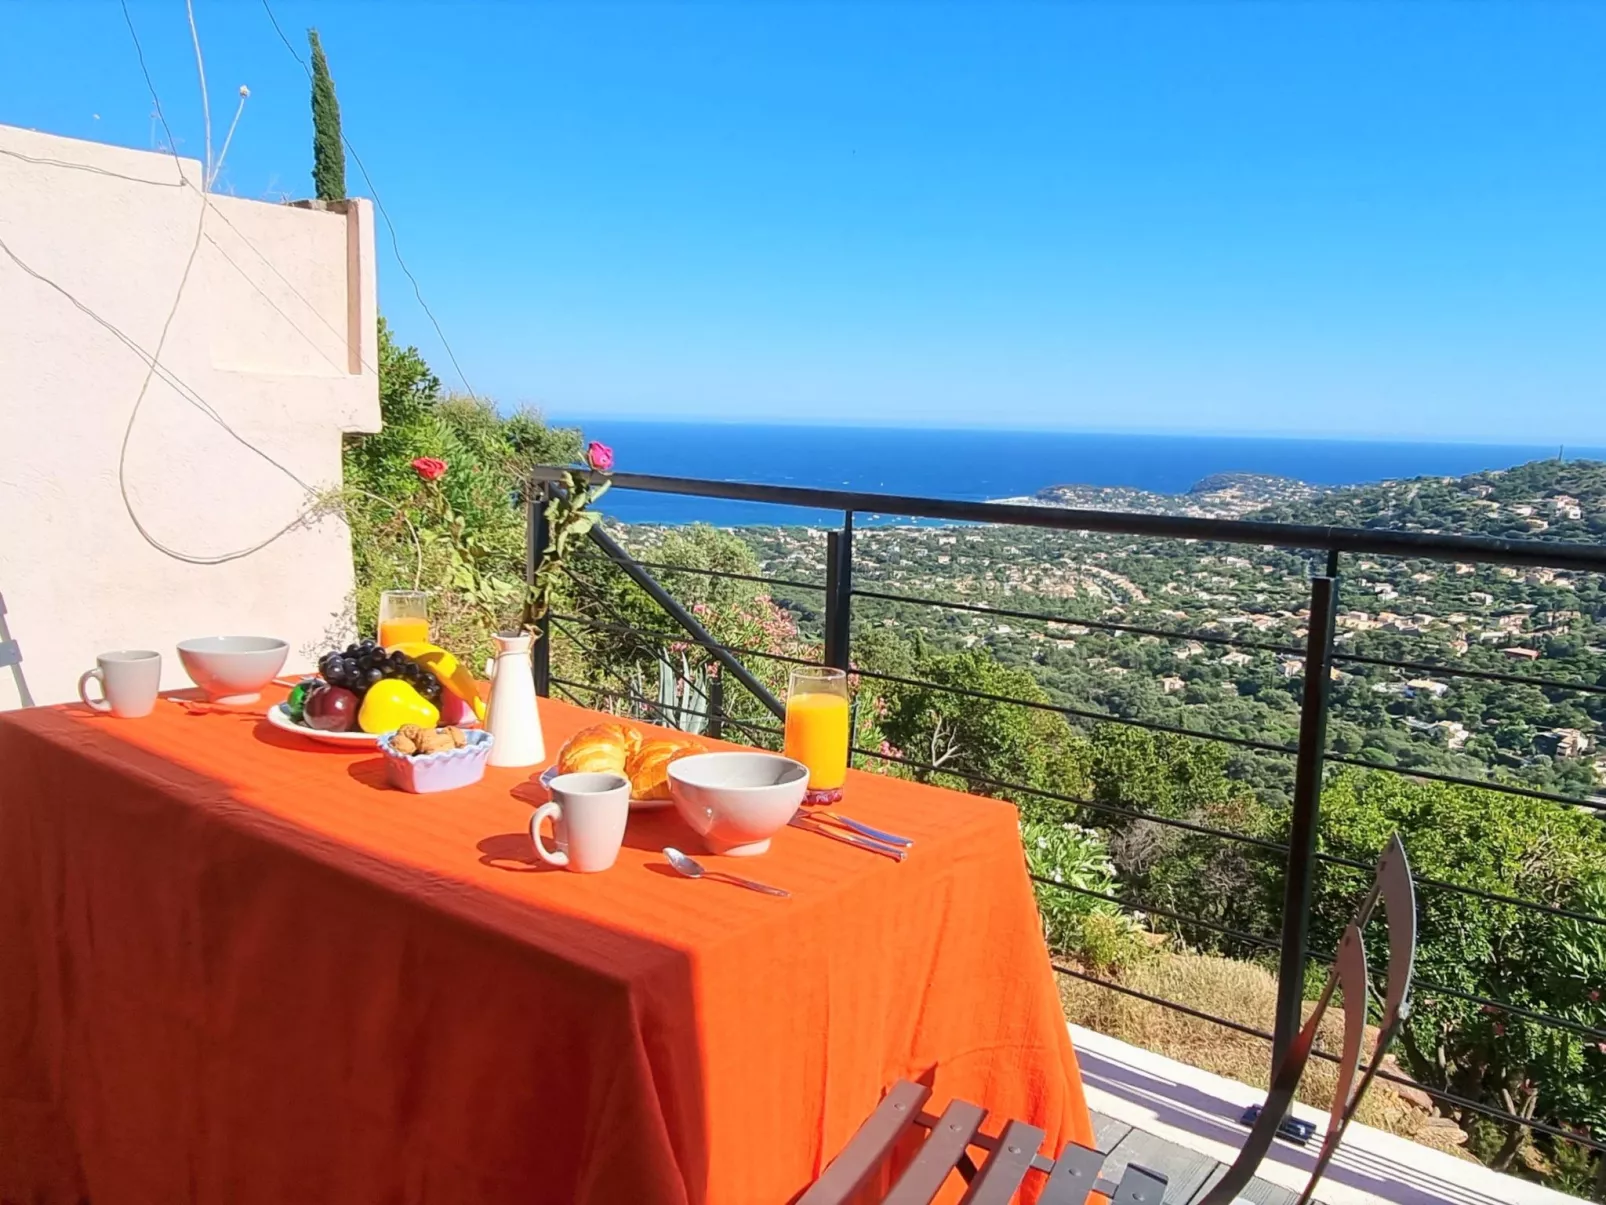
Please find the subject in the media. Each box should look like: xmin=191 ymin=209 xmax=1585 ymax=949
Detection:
xmin=268 ymin=639 xmax=486 ymax=747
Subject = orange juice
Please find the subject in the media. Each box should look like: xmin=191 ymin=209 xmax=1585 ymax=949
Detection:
xmin=784 ymin=691 xmax=851 ymax=790
xmin=379 ymin=616 xmax=430 ymax=648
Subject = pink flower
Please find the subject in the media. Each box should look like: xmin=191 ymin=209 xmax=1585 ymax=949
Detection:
xmin=586 ymin=441 xmax=615 ymax=473
xmin=411 ymin=457 xmax=447 ymax=482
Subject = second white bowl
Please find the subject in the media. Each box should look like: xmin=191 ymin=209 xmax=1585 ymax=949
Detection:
xmin=177 ymin=635 xmax=288 ymax=704
xmin=667 ymin=751 xmax=810 ymax=857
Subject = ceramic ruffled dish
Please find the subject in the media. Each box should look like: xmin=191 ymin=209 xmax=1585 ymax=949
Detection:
xmin=378 ymin=728 xmax=494 ymax=793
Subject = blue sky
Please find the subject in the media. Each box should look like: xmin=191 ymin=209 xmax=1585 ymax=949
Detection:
xmin=3 ymin=2 xmax=1602 ymax=441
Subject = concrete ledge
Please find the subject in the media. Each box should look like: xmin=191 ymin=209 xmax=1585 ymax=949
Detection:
xmin=1070 ymin=1024 xmax=1586 ymax=1205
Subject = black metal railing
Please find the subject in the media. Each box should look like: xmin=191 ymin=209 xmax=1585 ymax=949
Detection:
xmin=527 ymin=465 xmax=1606 ymax=1157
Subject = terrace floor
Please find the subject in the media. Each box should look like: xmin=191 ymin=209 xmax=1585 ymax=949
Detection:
xmin=1072 ymin=1026 xmax=1588 ymax=1205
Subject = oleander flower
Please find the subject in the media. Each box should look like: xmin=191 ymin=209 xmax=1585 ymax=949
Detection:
xmin=411 ymin=457 xmax=447 ymax=482
xmin=586 ymin=441 xmax=615 ymax=473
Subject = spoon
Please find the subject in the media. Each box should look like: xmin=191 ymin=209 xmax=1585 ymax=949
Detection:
xmin=663 ymin=847 xmax=790 ymax=898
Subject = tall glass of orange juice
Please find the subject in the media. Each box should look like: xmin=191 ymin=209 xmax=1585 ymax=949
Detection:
xmin=378 ymin=590 xmax=430 ymax=648
xmin=784 ymin=666 xmax=850 ymax=804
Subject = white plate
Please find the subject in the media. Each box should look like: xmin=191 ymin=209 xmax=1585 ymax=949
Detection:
xmin=266 ymin=702 xmax=383 ymax=746
xmin=539 ymin=764 xmax=672 ymax=811
xmin=265 ymin=702 xmax=480 ymax=747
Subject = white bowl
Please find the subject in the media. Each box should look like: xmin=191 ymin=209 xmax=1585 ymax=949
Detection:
xmin=667 ymin=751 xmax=810 ymax=857
xmin=177 ymin=636 xmax=289 ymax=704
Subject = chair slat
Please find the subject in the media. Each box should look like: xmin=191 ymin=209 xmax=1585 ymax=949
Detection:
xmin=958 ymin=1118 xmax=1045 ymax=1205
xmin=1038 ymin=1141 xmax=1105 ymax=1205
xmin=798 ymin=1080 xmax=931 ymax=1205
xmin=883 ymin=1098 xmax=987 ymax=1205
xmin=1108 ymin=1163 xmax=1166 ymax=1203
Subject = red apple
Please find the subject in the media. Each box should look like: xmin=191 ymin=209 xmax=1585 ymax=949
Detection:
xmin=438 ymin=689 xmax=475 ymax=726
xmin=302 ymin=684 xmax=359 ymax=732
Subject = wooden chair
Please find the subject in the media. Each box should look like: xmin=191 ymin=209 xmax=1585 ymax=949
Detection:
xmin=796 ymin=1078 xmax=1167 ymax=1204
xmin=800 ymin=835 xmax=1415 ymax=1205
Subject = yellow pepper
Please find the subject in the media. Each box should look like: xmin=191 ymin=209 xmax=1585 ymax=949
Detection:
xmin=358 ymin=679 xmax=440 ymax=734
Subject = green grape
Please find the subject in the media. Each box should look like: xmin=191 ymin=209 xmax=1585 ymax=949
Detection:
xmin=286 ymin=678 xmax=318 ymax=723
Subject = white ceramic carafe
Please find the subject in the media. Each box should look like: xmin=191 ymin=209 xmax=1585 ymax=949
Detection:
xmin=484 ymin=631 xmax=545 ymax=767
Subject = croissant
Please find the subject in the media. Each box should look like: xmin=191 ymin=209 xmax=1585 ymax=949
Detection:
xmin=556 ymin=722 xmax=642 ymax=777
xmin=627 ymin=737 xmax=707 ymax=801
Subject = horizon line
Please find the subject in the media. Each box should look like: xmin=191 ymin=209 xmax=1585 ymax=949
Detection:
xmin=540 ymin=414 xmax=1599 ymax=452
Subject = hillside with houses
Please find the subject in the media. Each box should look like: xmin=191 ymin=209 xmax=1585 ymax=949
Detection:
xmin=729 ymin=458 xmax=1606 ymax=802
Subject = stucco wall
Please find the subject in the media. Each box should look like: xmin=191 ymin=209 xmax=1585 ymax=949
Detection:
xmin=0 ymin=125 xmax=381 ymax=708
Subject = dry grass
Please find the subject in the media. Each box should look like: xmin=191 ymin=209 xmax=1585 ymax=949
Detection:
xmin=1059 ymin=950 xmax=1471 ymax=1156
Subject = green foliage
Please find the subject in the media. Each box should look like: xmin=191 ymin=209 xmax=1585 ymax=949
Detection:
xmin=633 ymin=653 xmax=710 ymax=737
xmin=872 ymin=646 xmax=1088 ymax=805
xmin=557 ymin=524 xmax=813 ymax=735
xmin=1086 ymin=725 xmax=1284 ymax=955
xmin=1023 ymin=817 xmax=1149 ymax=972
xmin=307 ymin=29 xmax=345 ymax=202
xmin=341 ymin=323 xmax=580 ymax=667
xmin=1546 ymin=1136 xmax=1603 ymax=1199
xmin=1315 ymin=768 xmax=1606 ymax=1161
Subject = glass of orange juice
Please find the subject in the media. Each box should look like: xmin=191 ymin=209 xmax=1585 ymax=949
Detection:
xmin=378 ymin=590 xmax=430 ymax=648
xmin=784 ymin=666 xmax=851 ymax=804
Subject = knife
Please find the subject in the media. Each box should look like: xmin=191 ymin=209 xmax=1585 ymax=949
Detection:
xmin=811 ymin=810 xmax=914 ymax=849
xmin=788 ymin=814 xmax=907 ymax=862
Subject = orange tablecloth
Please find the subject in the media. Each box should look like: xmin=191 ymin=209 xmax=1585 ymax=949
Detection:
xmin=0 ymin=692 xmax=1091 ymax=1204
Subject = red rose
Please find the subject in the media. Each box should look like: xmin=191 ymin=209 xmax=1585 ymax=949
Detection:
xmin=411 ymin=457 xmax=447 ymax=482
xmin=585 ymin=441 xmax=615 ymax=473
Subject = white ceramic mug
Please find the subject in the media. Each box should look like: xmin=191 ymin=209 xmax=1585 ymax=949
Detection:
xmin=78 ymin=650 xmax=162 ymax=718
xmin=530 ymin=772 xmax=631 ymax=873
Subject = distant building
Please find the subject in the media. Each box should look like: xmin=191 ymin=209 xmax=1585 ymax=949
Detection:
xmin=1405 ymin=679 xmax=1451 ymax=698
xmin=1535 ymin=728 xmax=1592 ymax=759
xmin=1161 ymin=676 xmax=1185 ymax=694
xmin=1502 ymin=647 xmax=1541 ymax=661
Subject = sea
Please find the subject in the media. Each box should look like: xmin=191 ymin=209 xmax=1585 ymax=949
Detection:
xmin=553 ymin=419 xmax=1604 ymax=527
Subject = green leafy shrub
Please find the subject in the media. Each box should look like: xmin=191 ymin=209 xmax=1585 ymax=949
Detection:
xmin=1022 ymin=818 xmax=1149 ymax=971
xmin=1315 ymin=767 xmax=1606 ymax=1178
xmin=340 ymin=321 xmax=581 ymax=667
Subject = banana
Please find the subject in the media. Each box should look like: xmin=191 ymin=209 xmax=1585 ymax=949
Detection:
xmin=395 ymin=641 xmax=487 ymax=723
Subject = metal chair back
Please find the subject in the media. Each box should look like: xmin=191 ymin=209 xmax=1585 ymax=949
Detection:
xmin=1198 ymin=833 xmax=1417 ymax=1205
xmin=0 ymin=593 xmax=32 ymax=707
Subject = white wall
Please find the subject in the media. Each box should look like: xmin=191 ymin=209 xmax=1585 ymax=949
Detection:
xmin=0 ymin=125 xmax=381 ymax=707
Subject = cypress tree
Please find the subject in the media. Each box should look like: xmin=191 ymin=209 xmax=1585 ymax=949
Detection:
xmin=308 ymin=29 xmax=346 ymax=202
